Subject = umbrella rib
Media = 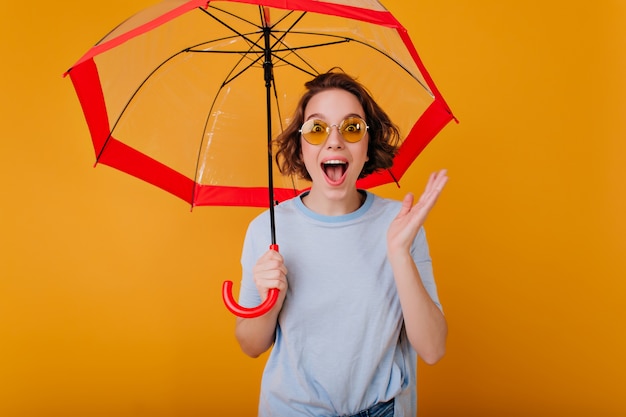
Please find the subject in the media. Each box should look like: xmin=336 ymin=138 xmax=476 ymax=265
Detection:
xmin=189 ymin=38 xmax=268 ymax=86
xmin=191 ymin=8 xmax=320 ymax=83
xmin=198 ymin=6 xmax=266 ymax=52
xmin=200 ymin=4 xmax=263 ymax=31
xmin=195 ymin=7 xmax=277 ymax=86
xmin=271 ymin=31 xmax=432 ymax=95
xmin=269 ymin=39 xmax=348 ymax=78
xmin=267 ymin=11 xmax=320 ymax=77
xmin=98 ymin=48 xmax=193 ymax=163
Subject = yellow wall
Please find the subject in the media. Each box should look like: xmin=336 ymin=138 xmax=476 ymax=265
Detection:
xmin=1 ymin=1 xmax=624 ymax=416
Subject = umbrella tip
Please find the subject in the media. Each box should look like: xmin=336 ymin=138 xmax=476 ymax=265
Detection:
xmin=387 ymin=169 xmax=401 ymax=188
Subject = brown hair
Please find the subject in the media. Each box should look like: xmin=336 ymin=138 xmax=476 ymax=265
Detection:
xmin=274 ymin=70 xmax=400 ymax=181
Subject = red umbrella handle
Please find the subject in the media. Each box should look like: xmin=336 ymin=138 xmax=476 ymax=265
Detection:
xmin=222 ymin=244 xmax=280 ymax=318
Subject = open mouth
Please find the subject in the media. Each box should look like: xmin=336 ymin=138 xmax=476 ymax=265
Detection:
xmin=322 ymin=159 xmax=348 ymax=183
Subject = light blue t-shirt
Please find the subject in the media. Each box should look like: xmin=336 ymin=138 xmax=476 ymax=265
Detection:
xmin=239 ymin=191 xmax=442 ymax=417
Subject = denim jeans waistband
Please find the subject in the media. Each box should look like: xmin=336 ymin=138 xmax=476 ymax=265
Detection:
xmin=345 ymin=398 xmax=394 ymax=417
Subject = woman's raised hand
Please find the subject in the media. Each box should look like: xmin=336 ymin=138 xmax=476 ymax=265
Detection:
xmin=387 ymin=169 xmax=448 ymax=255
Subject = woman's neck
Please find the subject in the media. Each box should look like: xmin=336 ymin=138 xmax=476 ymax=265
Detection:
xmin=301 ymin=188 xmax=365 ymax=216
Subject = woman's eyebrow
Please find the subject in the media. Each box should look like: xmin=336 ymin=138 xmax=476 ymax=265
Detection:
xmin=304 ymin=113 xmax=325 ymax=121
xmin=304 ymin=112 xmax=364 ymax=121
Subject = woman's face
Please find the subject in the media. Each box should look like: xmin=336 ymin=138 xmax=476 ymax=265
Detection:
xmin=300 ymin=88 xmax=369 ymax=201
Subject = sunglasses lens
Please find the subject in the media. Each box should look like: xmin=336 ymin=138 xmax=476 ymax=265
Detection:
xmin=301 ymin=119 xmax=328 ymax=145
xmin=340 ymin=117 xmax=367 ymax=143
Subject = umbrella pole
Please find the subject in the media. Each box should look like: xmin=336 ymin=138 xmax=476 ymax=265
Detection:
xmin=263 ymin=22 xmax=277 ymax=247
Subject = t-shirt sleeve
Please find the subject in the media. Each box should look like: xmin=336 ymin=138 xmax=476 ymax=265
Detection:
xmin=412 ymin=227 xmax=443 ymax=312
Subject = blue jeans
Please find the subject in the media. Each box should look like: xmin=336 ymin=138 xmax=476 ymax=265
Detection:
xmin=345 ymin=399 xmax=394 ymax=417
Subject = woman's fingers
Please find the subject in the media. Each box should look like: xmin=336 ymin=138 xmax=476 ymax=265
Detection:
xmin=417 ymin=169 xmax=448 ymax=208
xmin=253 ymin=250 xmax=288 ymax=295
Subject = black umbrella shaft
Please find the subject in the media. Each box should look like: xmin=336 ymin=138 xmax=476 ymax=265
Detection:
xmin=263 ymin=25 xmax=277 ymax=246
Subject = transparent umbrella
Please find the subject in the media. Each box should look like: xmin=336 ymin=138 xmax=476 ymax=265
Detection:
xmin=65 ymin=0 xmax=456 ymax=318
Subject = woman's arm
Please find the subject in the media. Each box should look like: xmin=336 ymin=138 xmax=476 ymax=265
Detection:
xmin=387 ymin=170 xmax=449 ymax=364
xmin=387 ymin=250 xmax=447 ymax=364
xmin=235 ymin=248 xmax=288 ymax=358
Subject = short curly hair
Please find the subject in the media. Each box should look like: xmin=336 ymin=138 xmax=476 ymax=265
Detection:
xmin=274 ymin=70 xmax=400 ymax=181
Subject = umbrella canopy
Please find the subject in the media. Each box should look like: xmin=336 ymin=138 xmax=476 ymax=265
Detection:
xmin=65 ymin=0 xmax=455 ymax=317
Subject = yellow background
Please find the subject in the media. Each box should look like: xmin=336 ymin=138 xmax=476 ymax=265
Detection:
xmin=1 ymin=1 xmax=625 ymax=416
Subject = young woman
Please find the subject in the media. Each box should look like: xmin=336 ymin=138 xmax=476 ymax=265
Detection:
xmin=235 ymin=70 xmax=448 ymax=417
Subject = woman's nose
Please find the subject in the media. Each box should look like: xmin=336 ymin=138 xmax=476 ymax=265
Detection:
xmin=325 ymin=125 xmax=344 ymax=148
